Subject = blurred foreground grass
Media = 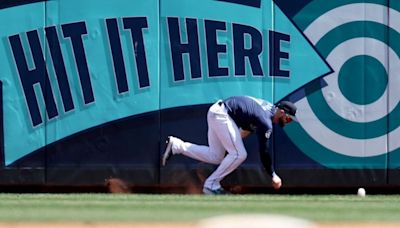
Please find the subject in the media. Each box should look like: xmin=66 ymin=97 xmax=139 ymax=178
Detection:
xmin=0 ymin=194 xmax=399 ymax=222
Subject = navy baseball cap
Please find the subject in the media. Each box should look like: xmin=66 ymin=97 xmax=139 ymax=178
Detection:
xmin=277 ymin=101 xmax=297 ymax=121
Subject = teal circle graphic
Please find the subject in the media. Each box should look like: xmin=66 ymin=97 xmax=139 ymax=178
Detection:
xmin=310 ymin=21 xmax=400 ymax=139
xmin=338 ymin=55 xmax=388 ymax=105
xmin=286 ymin=0 xmax=400 ymax=168
xmin=293 ymin=0 xmax=399 ymax=31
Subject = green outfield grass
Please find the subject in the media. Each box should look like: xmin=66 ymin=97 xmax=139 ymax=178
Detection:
xmin=0 ymin=194 xmax=399 ymax=222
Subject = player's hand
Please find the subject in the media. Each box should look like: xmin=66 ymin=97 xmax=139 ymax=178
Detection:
xmin=272 ymin=173 xmax=282 ymax=190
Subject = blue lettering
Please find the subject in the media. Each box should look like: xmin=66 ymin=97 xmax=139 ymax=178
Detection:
xmin=205 ymin=20 xmax=228 ymax=77
xmin=233 ymin=23 xmax=263 ymax=76
xmin=45 ymin=26 xmax=75 ymax=112
xmin=106 ymin=18 xmax=128 ymax=94
xmin=8 ymin=17 xmax=292 ymax=130
xmin=269 ymin=30 xmax=290 ymax=77
xmin=123 ymin=17 xmax=150 ymax=88
xmin=167 ymin=17 xmax=201 ymax=81
xmin=62 ymin=22 xmax=94 ymax=104
xmin=9 ymin=31 xmax=58 ymax=127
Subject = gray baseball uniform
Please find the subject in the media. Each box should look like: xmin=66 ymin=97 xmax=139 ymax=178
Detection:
xmin=169 ymin=96 xmax=276 ymax=191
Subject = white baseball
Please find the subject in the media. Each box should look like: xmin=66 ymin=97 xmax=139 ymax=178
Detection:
xmin=357 ymin=188 xmax=366 ymax=197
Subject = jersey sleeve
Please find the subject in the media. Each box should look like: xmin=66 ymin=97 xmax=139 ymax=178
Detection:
xmin=256 ymin=118 xmax=275 ymax=176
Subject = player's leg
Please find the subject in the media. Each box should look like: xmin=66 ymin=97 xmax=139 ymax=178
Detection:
xmin=167 ymin=134 xmax=224 ymax=165
xmin=163 ymin=102 xmax=226 ymax=165
xmin=203 ymin=106 xmax=247 ymax=192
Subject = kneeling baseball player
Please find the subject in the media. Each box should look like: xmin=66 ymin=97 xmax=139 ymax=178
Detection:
xmin=162 ymin=96 xmax=297 ymax=195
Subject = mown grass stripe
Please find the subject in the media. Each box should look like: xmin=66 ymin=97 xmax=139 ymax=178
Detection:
xmin=0 ymin=194 xmax=399 ymax=222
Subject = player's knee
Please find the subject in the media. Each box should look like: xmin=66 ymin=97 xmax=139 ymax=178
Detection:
xmin=213 ymin=154 xmax=225 ymax=164
xmin=237 ymin=152 xmax=247 ymax=162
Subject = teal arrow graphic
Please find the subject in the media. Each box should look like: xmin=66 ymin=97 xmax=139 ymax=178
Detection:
xmin=0 ymin=0 xmax=160 ymax=165
xmin=159 ymin=0 xmax=331 ymax=109
xmin=0 ymin=0 xmax=330 ymax=165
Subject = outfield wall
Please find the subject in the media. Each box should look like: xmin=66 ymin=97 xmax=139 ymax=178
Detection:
xmin=0 ymin=0 xmax=399 ymax=188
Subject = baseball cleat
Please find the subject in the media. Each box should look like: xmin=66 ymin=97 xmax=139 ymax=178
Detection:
xmin=203 ymin=187 xmax=231 ymax=195
xmin=161 ymin=136 xmax=173 ymax=166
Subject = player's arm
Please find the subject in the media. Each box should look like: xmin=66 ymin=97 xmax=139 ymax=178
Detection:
xmin=257 ymin=130 xmax=274 ymax=176
xmin=257 ymin=127 xmax=282 ymax=190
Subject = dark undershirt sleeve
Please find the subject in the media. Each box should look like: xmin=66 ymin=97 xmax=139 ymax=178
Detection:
xmin=257 ymin=130 xmax=275 ymax=176
xmin=241 ymin=126 xmax=253 ymax=132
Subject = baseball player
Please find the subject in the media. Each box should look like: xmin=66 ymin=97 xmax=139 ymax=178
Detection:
xmin=162 ymin=96 xmax=297 ymax=195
